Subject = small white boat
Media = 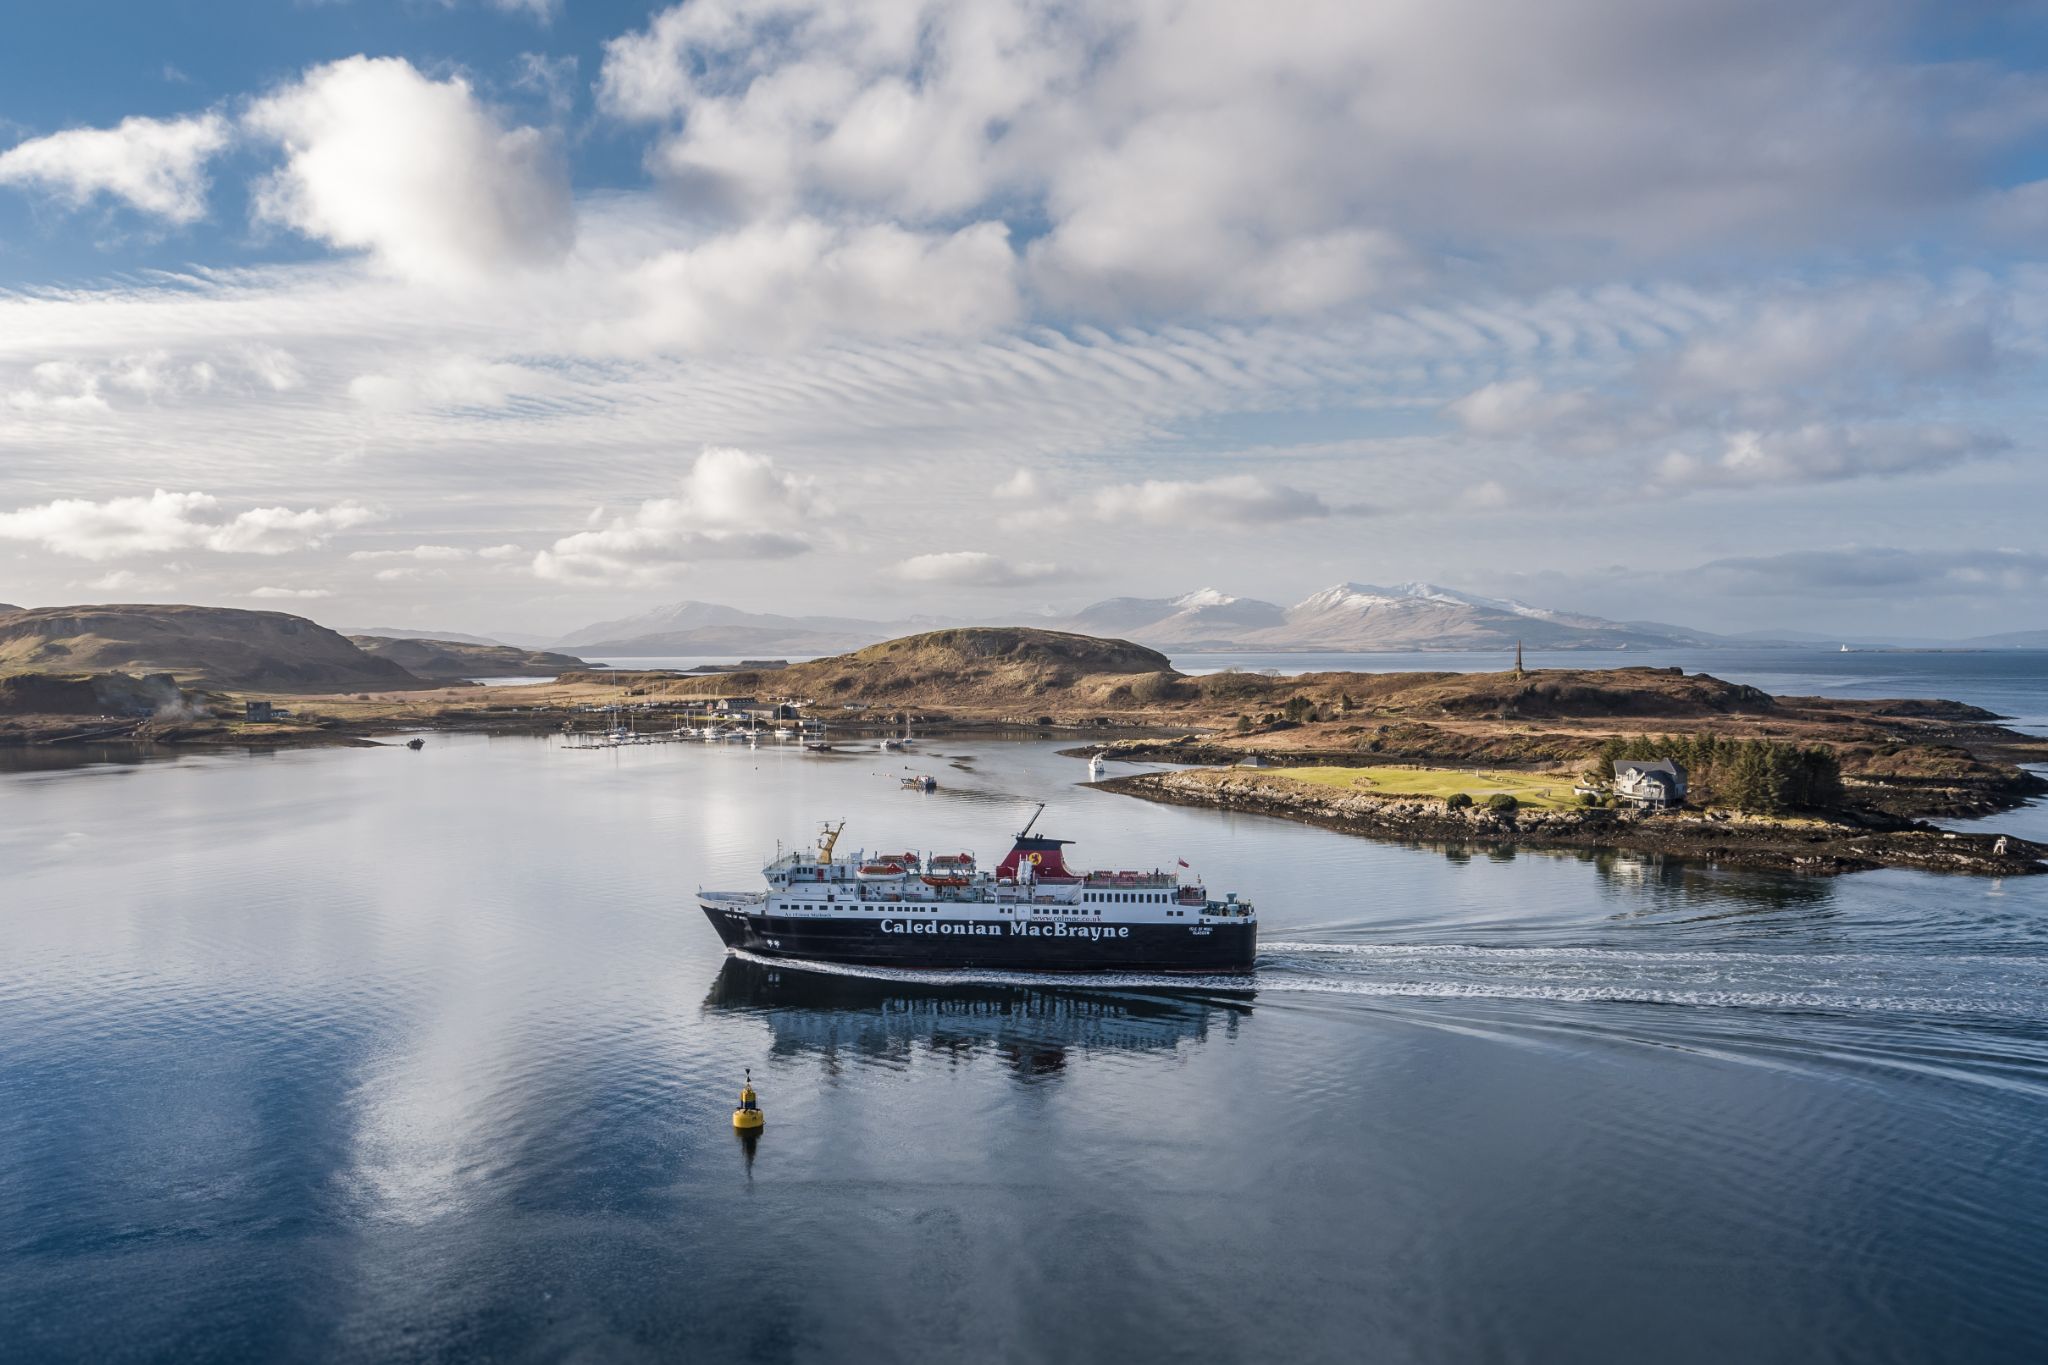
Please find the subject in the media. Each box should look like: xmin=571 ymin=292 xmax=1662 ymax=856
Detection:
xmin=1088 ymin=753 xmax=1106 ymax=781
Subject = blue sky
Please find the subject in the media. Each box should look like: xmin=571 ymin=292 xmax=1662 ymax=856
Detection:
xmin=2 ymin=0 xmax=2045 ymax=639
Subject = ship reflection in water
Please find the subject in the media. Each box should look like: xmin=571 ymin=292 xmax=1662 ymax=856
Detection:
xmin=703 ymin=955 xmax=1253 ymax=1081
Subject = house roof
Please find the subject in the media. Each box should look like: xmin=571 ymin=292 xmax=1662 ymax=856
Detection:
xmin=1613 ymin=758 xmax=1683 ymax=779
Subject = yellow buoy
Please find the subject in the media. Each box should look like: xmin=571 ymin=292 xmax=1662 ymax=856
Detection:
xmin=732 ymin=1068 xmax=764 ymax=1131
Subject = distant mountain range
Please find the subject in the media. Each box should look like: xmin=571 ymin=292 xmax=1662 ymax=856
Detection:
xmin=1044 ymin=582 xmax=1721 ymax=651
xmin=548 ymin=600 xmax=951 ymax=656
xmin=347 ymin=636 xmax=588 ymax=680
xmin=540 ymin=582 xmax=1690 ymax=656
xmin=1961 ymin=628 xmax=2048 ymax=649
xmin=534 ymin=583 xmax=2046 ymax=655
xmin=344 ymin=625 xmax=513 ymax=648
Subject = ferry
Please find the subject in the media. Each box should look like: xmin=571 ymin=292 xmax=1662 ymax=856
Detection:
xmin=699 ymin=807 xmax=1257 ymax=973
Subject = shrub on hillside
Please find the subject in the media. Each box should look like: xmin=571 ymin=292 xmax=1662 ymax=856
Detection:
xmin=1486 ymin=793 xmax=1519 ymax=812
xmin=1128 ymin=671 xmax=1183 ymax=704
xmin=1444 ymin=792 xmax=1473 ymax=809
xmin=1197 ymin=670 xmax=1268 ymax=702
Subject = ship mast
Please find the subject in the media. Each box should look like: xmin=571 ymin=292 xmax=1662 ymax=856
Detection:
xmin=818 ymin=819 xmax=846 ymax=860
xmin=1017 ymin=803 xmax=1045 ymax=840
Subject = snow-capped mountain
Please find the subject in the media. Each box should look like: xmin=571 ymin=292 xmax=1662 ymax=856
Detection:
xmin=550 ymin=582 xmax=1725 ymax=657
xmin=1048 ymin=582 xmax=1713 ymax=651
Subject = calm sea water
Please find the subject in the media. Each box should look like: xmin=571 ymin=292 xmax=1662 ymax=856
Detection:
xmin=4 ymin=661 xmax=2047 ymax=1362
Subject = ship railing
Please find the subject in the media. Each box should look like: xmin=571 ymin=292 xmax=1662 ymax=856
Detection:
xmin=1083 ymin=871 xmax=1178 ymax=888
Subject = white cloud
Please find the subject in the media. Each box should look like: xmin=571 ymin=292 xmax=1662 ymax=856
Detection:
xmin=249 ymin=586 xmax=334 ymax=599
xmin=992 ymin=470 xmax=1052 ymax=500
xmin=490 ymin=0 xmax=561 ymax=21
xmin=592 ymin=218 xmax=1019 ymax=354
xmin=6 ymin=349 xmax=308 ymax=413
xmin=0 ymin=113 xmax=229 ymax=222
xmin=349 ymin=355 xmax=554 ymax=411
xmin=1698 ymin=547 xmax=2048 ymax=599
xmin=1658 ymin=280 xmax=1999 ymax=407
xmin=1447 ymin=379 xmax=1595 ymax=438
xmin=1657 ymin=424 xmax=2005 ymax=489
xmin=348 ymin=545 xmax=469 ymax=562
xmin=1088 ymin=474 xmax=1344 ymax=525
xmin=0 ymin=490 xmax=377 ymax=561
xmin=7 ymin=361 xmax=109 ymax=414
xmin=894 ymin=551 xmax=1066 ymax=587
xmin=205 ymin=502 xmax=378 ymax=554
xmin=1465 ymin=479 xmax=1511 ymax=509
xmin=239 ymin=345 xmax=306 ymax=393
xmin=1442 ymin=278 xmax=2019 ymax=483
xmin=81 ymin=569 xmax=160 ymax=593
xmin=245 ymin=56 xmax=574 ymax=283
xmin=599 ymin=0 xmax=2045 ymax=318
xmin=532 ymin=447 xmax=815 ymax=584
xmin=512 ymin=52 xmax=579 ymax=116
xmin=477 ymin=543 xmax=524 ymax=560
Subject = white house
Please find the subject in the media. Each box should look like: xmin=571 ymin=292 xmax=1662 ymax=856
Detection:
xmin=1613 ymin=758 xmax=1687 ymax=808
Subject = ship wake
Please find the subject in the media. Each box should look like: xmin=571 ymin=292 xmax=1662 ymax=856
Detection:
xmin=1258 ymin=940 xmax=2048 ymax=1020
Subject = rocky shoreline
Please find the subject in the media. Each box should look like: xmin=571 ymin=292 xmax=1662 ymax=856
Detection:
xmin=1099 ymin=769 xmax=2048 ymax=877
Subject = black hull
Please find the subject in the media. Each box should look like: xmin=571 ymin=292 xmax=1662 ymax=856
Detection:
xmin=700 ymin=902 xmax=1257 ymax=974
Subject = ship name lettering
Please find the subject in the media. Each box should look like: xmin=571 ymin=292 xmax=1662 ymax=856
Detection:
xmin=1005 ymin=923 xmax=1130 ymax=940
xmin=873 ymin=919 xmax=1131 ymax=941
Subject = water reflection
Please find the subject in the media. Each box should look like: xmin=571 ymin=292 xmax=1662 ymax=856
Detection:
xmin=0 ymin=741 xmax=172 ymax=776
xmin=1389 ymin=834 xmax=1836 ymax=909
xmin=702 ymin=955 xmax=1252 ymax=1081
xmin=1586 ymin=849 xmax=1835 ymax=909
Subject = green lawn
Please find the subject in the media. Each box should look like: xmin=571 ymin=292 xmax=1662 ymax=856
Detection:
xmin=1270 ymin=764 xmax=1582 ymax=809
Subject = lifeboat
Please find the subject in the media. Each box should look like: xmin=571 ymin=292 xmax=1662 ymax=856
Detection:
xmin=921 ymin=874 xmax=970 ymax=888
xmin=857 ymin=862 xmax=908 ymax=881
